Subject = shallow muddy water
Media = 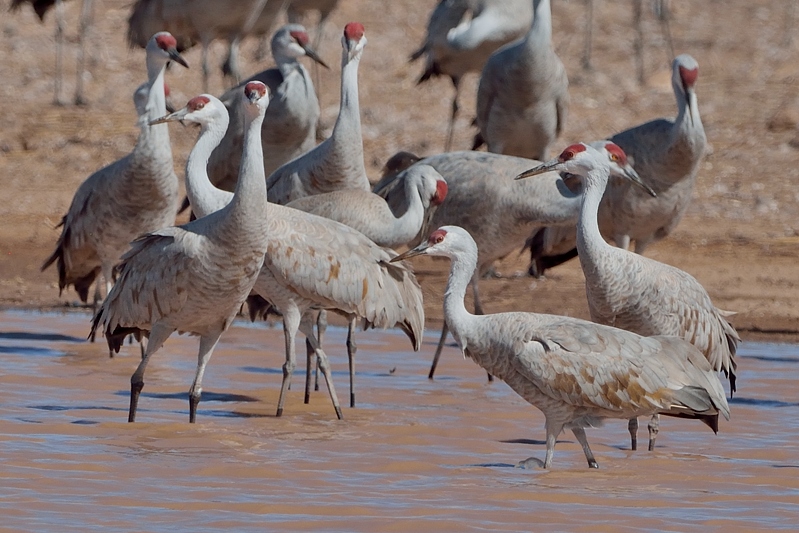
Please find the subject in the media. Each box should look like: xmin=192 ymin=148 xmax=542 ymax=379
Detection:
xmin=0 ymin=309 xmax=798 ymax=531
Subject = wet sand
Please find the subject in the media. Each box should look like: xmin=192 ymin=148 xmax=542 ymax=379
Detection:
xmin=1 ymin=309 xmax=798 ymax=531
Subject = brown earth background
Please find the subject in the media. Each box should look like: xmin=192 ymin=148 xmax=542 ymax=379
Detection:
xmin=1 ymin=0 xmax=799 ymax=341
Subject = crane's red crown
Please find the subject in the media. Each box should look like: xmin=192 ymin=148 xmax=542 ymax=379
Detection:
xmin=187 ymin=95 xmax=210 ymax=112
xmin=558 ymin=143 xmax=587 ymax=162
xmin=155 ymin=33 xmax=178 ymax=52
xmin=290 ymin=30 xmax=310 ymax=46
xmin=344 ymin=22 xmax=365 ymax=41
xmin=428 ymin=229 xmax=447 ymax=245
xmin=245 ymin=81 xmax=268 ymax=99
xmin=603 ymin=142 xmax=629 ymax=165
xmin=679 ymin=65 xmax=698 ymax=88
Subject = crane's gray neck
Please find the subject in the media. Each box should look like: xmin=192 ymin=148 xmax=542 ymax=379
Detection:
xmin=134 ymin=65 xmax=172 ymax=165
xmin=228 ymin=107 xmax=267 ymax=216
xmin=335 ymin=50 xmax=363 ymax=137
xmin=576 ymin=170 xmax=610 ymax=263
xmin=276 ymin=53 xmax=302 ymax=79
xmin=442 ymin=246 xmax=479 ymax=332
xmin=185 ymin=115 xmax=230 ymax=218
xmin=526 ymin=0 xmax=553 ymax=47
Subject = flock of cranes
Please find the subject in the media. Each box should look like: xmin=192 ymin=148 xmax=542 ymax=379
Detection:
xmin=25 ymin=0 xmax=742 ymax=469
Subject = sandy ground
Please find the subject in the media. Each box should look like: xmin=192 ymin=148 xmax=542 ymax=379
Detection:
xmin=1 ymin=0 xmax=799 ymax=340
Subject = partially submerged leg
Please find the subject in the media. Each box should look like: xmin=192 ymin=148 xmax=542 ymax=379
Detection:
xmin=428 ymin=322 xmax=449 ymax=380
xmin=187 ymin=332 xmax=223 ymax=423
xmin=648 ymin=414 xmax=660 ymax=451
xmin=628 ymin=417 xmax=639 ymax=451
xmin=572 ymin=427 xmax=599 ymax=468
xmin=347 ymin=316 xmax=358 ymax=408
xmin=299 ymin=317 xmax=343 ymax=420
xmin=129 ymin=323 xmax=174 ymax=422
xmin=276 ymin=307 xmax=301 ymax=417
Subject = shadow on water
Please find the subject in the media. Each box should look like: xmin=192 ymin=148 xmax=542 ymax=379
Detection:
xmin=0 ymin=345 xmax=66 ymax=357
xmin=729 ymin=397 xmax=799 ymax=408
xmin=112 ymin=390 xmax=261 ymax=403
xmin=743 ymin=354 xmax=799 ymax=364
xmin=0 ymin=330 xmax=85 ymax=343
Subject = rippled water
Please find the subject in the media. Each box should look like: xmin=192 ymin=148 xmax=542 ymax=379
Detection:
xmin=1 ymin=309 xmax=798 ymax=531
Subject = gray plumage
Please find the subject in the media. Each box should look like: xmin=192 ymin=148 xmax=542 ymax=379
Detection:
xmin=473 ymin=0 xmax=569 ymax=160
xmin=127 ymin=0 xmax=284 ymax=89
xmin=207 ymin=23 xmax=328 ymax=193
xmin=267 ymin=22 xmax=369 ymax=205
xmin=410 ymin=0 xmax=534 ymax=151
xmin=392 ymin=225 xmax=729 ymax=469
xmin=375 ymin=147 xmax=638 ymax=379
xmin=287 ymin=165 xmax=448 ymax=248
xmin=529 ymin=54 xmax=706 ymax=276
xmin=42 ymin=32 xmax=187 ymax=306
xmin=152 ymin=91 xmax=424 ymax=418
xmin=90 ymin=81 xmax=272 ymax=424
xmin=521 ymin=141 xmax=738 ymax=451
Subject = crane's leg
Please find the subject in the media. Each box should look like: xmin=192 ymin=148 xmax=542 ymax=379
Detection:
xmin=428 ymin=322 xmax=449 ymax=380
xmin=129 ymin=323 xmax=174 ymax=422
xmin=73 ymin=0 xmax=93 ymax=105
xmin=633 ymin=0 xmax=646 ymax=85
xmin=655 ymin=0 xmax=675 ymax=61
xmin=572 ymin=427 xmax=599 ymax=469
xmin=304 ymin=310 xmax=327 ymax=397
xmin=53 ymin=0 xmax=65 ymax=105
xmin=582 ymin=0 xmax=594 ymax=71
xmin=299 ymin=316 xmax=343 ymax=419
xmin=277 ymin=307 xmax=301 ymax=417
xmin=346 ymin=316 xmax=358 ymax=408
xmin=201 ymin=37 xmax=212 ymax=93
xmin=444 ymin=76 xmax=461 ymax=152
xmin=628 ymin=417 xmax=639 ymax=451
xmin=304 ymin=336 xmax=315 ymax=404
xmin=315 ymin=310 xmax=327 ymax=391
xmin=188 ymin=332 xmax=222 ymax=423
xmin=647 ymin=414 xmax=660 ymax=451
xmin=517 ymin=421 xmax=561 ymax=469
xmin=471 ymin=276 xmax=493 ymax=383
xmin=222 ymin=36 xmax=242 ymax=83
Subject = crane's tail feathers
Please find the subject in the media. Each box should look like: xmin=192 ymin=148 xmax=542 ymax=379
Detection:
xmin=660 ymin=408 xmax=720 ymax=434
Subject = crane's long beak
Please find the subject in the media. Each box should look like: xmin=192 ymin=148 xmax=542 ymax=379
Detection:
xmin=390 ymin=241 xmax=430 ymax=263
xmin=302 ymin=44 xmax=330 ymax=69
xmin=169 ymin=47 xmax=189 ymax=69
xmin=623 ymin=166 xmax=657 ymax=197
xmin=515 ymin=159 xmax=560 ymax=180
xmin=149 ymin=106 xmax=188 ymax=125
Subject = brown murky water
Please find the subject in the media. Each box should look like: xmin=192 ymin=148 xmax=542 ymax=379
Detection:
xmin=1 ymin=309 xmax=798 ymax=531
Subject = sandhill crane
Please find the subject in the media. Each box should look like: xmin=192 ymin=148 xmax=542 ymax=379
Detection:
xmin=11 ymin=0 xmax=93 ymax=104
xmin=286 ymin=0 xmax=340 ymax=107
xmin=266 ymin=22 xmax=370 ymax=205
xmin=152 ymin=91 xmax=425 ymax=417
xmin=91 ymin=81 xmax=271 ymax=424
xmin=410 ymin=0 xmax=534 ymax=151
xmin=127 ymin=0 xmax=285 ymax=90
xmin=473 ymin=0 xmax=569 ymax=161
xmin=582 ymin=0 xmax=675 ymax=84
xmin=375 ymin=147 xmax=639 ymax=380
xmin=286 ymin=165 xmax=448 ymax=248
xmin=41 ymin=32 xmax=188 ymax=309
xmin=518 ymin=141 xmax=738 ymax=452
xmin=206 ymin=23 xmax=329 ymax=194
xmin=528 ymin=54 xmax=706 ymax=277
xmin=392 ymin=225 xmax=729 ymax=469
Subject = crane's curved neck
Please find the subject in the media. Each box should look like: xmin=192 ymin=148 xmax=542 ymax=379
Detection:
xmin=576 ymin=170 xmax=611 ymax=263
xmin=276 ymin=53 xmax=302 ymax=79
xmin=386 ymin=175 xmax=428 ymax=243
xmin=186 ymin=115 xmax=232 ymax=219
xmin=442 ymin=245 xmax=479 ymax=339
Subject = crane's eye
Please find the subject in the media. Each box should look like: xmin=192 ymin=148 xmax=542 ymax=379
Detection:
xmin=610 ymin=153 xmax=619 ymax=162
